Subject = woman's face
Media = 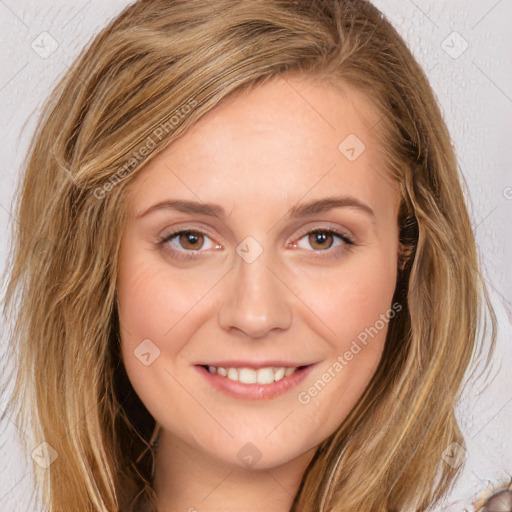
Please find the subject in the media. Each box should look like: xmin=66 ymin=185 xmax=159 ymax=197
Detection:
xmin=117 ymin=76 xmax=400 ymax=470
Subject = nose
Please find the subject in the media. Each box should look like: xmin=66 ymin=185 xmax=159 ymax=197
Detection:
xmin=218 ymin=246 xmax=293 ymax=339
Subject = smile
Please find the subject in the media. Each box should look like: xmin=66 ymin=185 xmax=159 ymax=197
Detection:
xmin=195 ymin=363 xmax=315 ymax=400
xmin=203 ymin=365 xmax=301 ymax=384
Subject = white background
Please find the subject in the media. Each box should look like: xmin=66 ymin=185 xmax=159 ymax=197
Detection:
xmin=0 ymin=1 xmax=511 ymax=510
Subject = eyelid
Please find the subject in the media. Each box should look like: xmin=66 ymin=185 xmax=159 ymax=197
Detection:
xmin=292 ymin=222 xmax=355 ymax=244
xmin=157 ymin=222 xmax=355 ymax=247
xmin=157 ymin=222 xmax=356 ymax=263
xmin=157 ymin=223 xmax=222 ymax=246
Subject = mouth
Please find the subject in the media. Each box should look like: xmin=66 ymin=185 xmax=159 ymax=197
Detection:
xmin=198 ymin=364 xmax=309 ymax=384
xmin=195 ymin=363 xmax=316 ymax=400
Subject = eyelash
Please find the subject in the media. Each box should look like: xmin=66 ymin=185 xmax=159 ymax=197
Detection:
xmin=156 ymin=226 xmax=356 ymax=262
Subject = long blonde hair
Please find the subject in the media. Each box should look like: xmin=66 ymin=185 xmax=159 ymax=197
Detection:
xmin=1 ymin=0 xmax=498 ymax=510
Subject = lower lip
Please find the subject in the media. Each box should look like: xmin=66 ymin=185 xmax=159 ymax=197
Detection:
xmin=195 ymin=364 xmax=316 ymax=400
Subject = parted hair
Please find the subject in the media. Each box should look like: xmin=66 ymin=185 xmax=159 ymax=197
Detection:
xmin=2 ymin=0 xmax=497 ymax=511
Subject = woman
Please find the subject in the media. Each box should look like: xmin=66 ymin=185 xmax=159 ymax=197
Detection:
xmin=1 ymin=0 xmax=501 ymax=510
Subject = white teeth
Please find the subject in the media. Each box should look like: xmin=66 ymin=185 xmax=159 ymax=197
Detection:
xmin=206 ymin=365 xmax=298 ymax=383
xmin=227 ymin=368 xmax=238 ymax=380
xmin=238 ymin=368 xmax=257 ymax=384
xmin=274 ymin=367 xmax=285 ymax=381
xmin=284 ymin=367 xmax=295 ymax=377
xmin=256 ymin=368 xmax=275 ymax=384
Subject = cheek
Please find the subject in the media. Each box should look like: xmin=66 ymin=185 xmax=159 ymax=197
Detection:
xmin=116 ymin=248 xmax=210 ymax=351
xmin=298 ymin=245 xmax=398 ymax=348
xmin=293 ymin=255 xmax=397 ymax=433
xmin=116 ymin=253 xmax=196 ymax=433
xmin=334 ymin=270 xmax=395 ymax=347
xmin=116 ymin=241 xmax=224 ymax=412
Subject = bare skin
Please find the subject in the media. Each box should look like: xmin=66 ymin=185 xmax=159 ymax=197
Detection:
xmin=117 ymin=75 xmax=400 ymax=512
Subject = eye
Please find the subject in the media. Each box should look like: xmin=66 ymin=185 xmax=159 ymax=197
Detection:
xmin=157 ymin=229 xmax=221 ymax=261
xmin=157 ymin=226 xmax=356 ymax=262
xmin=291 ymin=228 xmax=355 ymax=259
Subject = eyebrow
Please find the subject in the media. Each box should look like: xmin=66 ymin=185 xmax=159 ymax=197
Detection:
xmin=135 ymin=195 xmax=376 ymax=222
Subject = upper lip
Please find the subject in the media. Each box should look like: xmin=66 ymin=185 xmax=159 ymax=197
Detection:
xmin=196 ymin=360 xmax=314 ymax=369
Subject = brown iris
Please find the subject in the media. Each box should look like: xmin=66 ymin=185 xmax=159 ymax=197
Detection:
xmin=179 ymin=231 xmax=204 ymax=250
xmin=308 ymin=230 xmax=334 ymax=250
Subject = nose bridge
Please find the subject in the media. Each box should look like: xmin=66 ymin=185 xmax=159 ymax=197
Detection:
xmin=218 ymin=236 xmax=292 ymax=337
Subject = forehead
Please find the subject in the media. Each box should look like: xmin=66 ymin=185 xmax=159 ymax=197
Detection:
xmin=126 ymin=75 xmax=398 ymax=220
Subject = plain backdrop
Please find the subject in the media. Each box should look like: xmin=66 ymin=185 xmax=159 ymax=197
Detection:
xmin=0 ymin=1 xmax=511 ymax=510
